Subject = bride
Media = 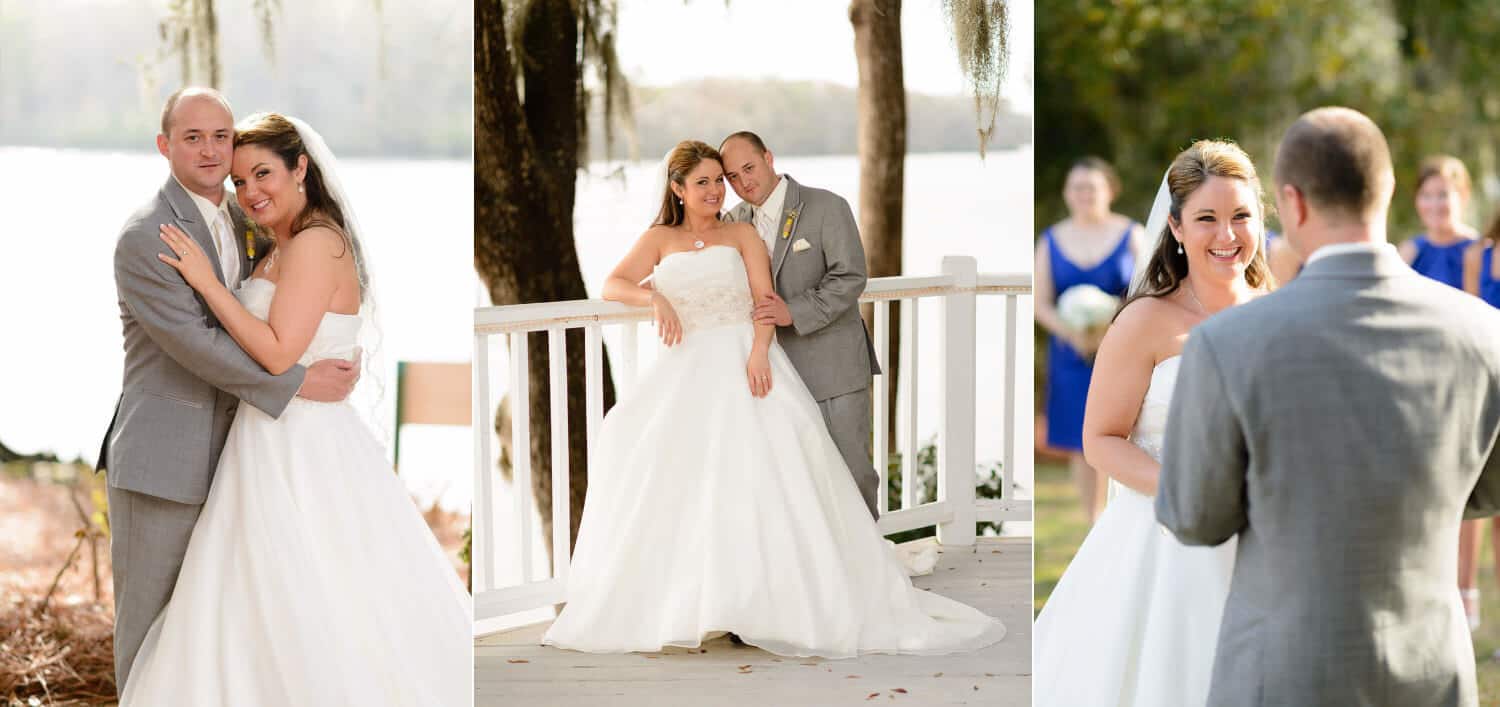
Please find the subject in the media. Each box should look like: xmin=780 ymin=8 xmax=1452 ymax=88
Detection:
xmin=1033 ymin=140 xmax=1274 ymax=705
xmin=540 ymin=140 xmax=1006 ymax=658
xmin=125 ymin=113 xmax=469 ymax=705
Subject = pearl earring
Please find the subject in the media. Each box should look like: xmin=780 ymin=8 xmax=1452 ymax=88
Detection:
xmin=298 ymin=182 xmax=304 ymax=194
xmin=1177 ymin=241 xmax=1184 ymax=255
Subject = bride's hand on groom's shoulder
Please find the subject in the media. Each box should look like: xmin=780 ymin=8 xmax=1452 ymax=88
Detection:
xmin=157 ymin=223 xmax=217 ymax=291
xmin=650 ymin=292 xmax=683 ymax=347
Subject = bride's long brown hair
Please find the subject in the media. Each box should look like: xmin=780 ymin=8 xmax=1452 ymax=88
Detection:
xmin=1119 ymin=140 xmax=1275 ymax=315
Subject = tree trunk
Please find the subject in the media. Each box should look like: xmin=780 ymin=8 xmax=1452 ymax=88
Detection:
xmin=474 ymin=0 xmax=616 ymax=562
xmin=850 ymin=0 xmax=906 ymax=464
xmin=200 ymin=0 xmax=220 ymax=88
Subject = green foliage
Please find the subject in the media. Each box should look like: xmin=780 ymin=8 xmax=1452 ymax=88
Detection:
xmin=882 ymin=438 xmax=1014 ymax=544
xmin=1036 ymin=0 xmax=1500 ymax=240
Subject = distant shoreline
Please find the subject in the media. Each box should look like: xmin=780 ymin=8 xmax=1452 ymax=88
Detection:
xmin=0 ymin=145 xmax=471 ymax=162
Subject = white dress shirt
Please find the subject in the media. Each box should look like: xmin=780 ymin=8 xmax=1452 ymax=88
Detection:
xmin=751 ymin=175 xmax=789 ymax=254
xmin=175 ymin=176 xmax=240 ymax=285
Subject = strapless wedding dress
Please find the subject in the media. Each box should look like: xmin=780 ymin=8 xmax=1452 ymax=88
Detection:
xmin=1033 ymin=355 xmax=1236 ymax=706
xmin=120 ymin=279 xmax=470 ymax=707
xmin=542 ymin=245 xmax=1005 ymax=658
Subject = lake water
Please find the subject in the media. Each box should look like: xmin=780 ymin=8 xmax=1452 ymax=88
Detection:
xmin=473 ymin=148 xmax=1035 ymax=630
xmin=0 ymin=147 xmax=476 ymax=511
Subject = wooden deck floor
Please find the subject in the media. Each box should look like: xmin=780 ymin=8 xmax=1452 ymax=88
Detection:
xmin=474 ymin=536 xmax=1031 ymax=707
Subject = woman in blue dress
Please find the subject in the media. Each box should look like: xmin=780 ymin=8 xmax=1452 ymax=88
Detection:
xmin=1400 ymin=155 xmax=1477 ymax=288
xmin=1400 ymin=155 xmax=1485 ymax=631
xmin=1464 ymin=216 xmax=1500 ymax=309
xmin=1034 ymin=157 xmax=1142 ymax=525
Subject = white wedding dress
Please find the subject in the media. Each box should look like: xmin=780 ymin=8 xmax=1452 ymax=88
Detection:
xmin=542 ymin=244 xmax=1005 ymax=658
xmin=1033 ymin=355 xmax=1236 ymax=706
xmin=120 ymin=279 xmax=470 ymax=707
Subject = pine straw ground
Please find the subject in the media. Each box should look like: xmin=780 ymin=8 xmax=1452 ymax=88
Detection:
xmin=1 ymin=469 xmax=470 ymax=706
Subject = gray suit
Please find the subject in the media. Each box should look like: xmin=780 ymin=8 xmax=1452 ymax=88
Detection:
xmin=1156 ymin=247 xmax=1500 ymax=707
xmin=728 ymin=175 xmax=883 ymax=517
xmin=97 ymin=176 xmax=304 ymax=692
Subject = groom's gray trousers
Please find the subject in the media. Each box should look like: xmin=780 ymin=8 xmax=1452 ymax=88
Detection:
xmin=98 ymin=176 xmax=303 ymax=693
xmin=816 ymin=388 xmax=879 ymax=518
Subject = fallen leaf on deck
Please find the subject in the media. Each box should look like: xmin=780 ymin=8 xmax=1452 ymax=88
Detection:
xmin=933 ymin=672 xmax=943 ymax=677
xmin=893 ymin=688 xmax=908 ymax=694
xmin=866 ymin=693 xmax=881 ymax=700
xmin=506 ymin=659 xmax=528 ymax=664
xmin=846 ymin=675 xmax=861 ymax=679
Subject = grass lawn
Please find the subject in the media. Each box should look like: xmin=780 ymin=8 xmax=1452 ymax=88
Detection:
xmin=1034 ymin=459 xmax=1086 ymax=615
xmin=1034 ymin=458 xmax=1500 ymax=703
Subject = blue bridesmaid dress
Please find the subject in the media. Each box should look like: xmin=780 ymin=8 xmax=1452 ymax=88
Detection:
xmin=1481 ymin=243 xmax=1500 ymax=308
xmin=1044 ymin=225 xmax=1135 ymax=451
xmin=1408 ymin=234 xmax=1470 ymax=289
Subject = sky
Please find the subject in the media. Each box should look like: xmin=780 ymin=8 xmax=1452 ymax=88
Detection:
xmin=614 ymin=0 xmax=1033 ymax=108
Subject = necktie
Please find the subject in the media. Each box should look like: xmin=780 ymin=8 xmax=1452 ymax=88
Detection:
xmin=213 ymin=210 xmax=239 ymax=285
xmin=757 ymin=207 xmax=775 ymax=246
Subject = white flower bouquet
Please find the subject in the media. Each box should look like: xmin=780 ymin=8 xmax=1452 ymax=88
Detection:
xmin=1057 ymin=283 xmax=1121 ymax=357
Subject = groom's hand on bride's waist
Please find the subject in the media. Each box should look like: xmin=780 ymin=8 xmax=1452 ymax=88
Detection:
xmin=297 ymin=350 xmax=361 ymax=402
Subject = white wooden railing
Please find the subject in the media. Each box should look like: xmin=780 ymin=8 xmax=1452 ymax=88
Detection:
xmin=472 ymin=256 xmax=1031 ymax=622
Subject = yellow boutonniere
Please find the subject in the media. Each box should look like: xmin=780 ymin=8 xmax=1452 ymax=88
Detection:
xmin=245 ymin=228 xmax=256 ymax=259
xmin=781 ymin=210 xmax=798 ymax=239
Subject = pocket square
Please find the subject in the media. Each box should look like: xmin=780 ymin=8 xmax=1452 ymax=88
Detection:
xmin=791 ymin=238 xmax=812 ymax=253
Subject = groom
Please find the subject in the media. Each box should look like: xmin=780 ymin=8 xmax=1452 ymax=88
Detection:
xmin=719 ymin=131 xmax=883 ymax=519
xmin=96 ymin=87 xmax=357 ymax=694
xmin=1156 ymin=107 xmax=1500 ymax=706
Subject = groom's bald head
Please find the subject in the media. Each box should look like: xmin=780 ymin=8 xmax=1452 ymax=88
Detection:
xmin=1274 ymin=107 xmax=1394 ymax=223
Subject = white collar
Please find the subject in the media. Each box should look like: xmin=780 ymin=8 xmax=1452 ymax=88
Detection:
xmin=1304 ymin=240 xmax=1395 ymax=266
xmin=756 ymin=175 xmax=789 ymax=220
xmin=173 ymin=174 xmax=232 ymax=228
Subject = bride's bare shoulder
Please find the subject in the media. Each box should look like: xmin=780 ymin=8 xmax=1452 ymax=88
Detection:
xmin=1106 ymin=295 xmax=1190 ymax=360
xmin=724 ymin=222 xmax=764 ymax=255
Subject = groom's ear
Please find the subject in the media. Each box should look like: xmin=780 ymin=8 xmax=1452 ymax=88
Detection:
xmin=1278 ymin=184 xmax=1307 ymax=228
xmin=156 ymin=133 xmax=170 ymax=158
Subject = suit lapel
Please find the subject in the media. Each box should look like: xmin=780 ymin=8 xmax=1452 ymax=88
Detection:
xmin=161 ymin=177 xmax=228 ymax=286
xmin=771 ymin=175 xmax=804 ymax=281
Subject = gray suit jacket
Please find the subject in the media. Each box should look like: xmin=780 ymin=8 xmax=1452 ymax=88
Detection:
xmin=1156 ymin=247 xmax=1500 ymax=707
xmin=727 ymin=174 xmax=880 ymax=401
xmin=98 ymin=177 xmax=305 ymax=505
